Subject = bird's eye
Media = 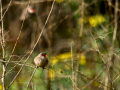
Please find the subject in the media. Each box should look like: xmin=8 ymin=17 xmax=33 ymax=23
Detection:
xmin=41 ymin=54 xmax=44 ymax=56
xmin=41 ymin=54 xmax=47 ymax=57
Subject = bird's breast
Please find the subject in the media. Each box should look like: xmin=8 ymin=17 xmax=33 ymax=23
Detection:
xmin=34 ymin=57 xmax=48 ymax=67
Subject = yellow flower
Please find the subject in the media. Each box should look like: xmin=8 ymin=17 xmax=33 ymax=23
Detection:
xmin=49 ymin=69 xmax=55 ymax=79
xmin=96 ymin=14 xmax=105 ymax=23
xmin=93 ymin=81 xmax=99 ymax=87
xmin=0 ymin=85 xmax=2 ymax=90
xmin=50 ymin=52 xmax=72 ymax=65
xmin=88 ymin=16 xmax=98 ymax=27
xmin=57 ymin=52 xmax=71 ymax=60
xmin=88 ymin=14 xmax=105 ymax=27
xmin=56 ymin=0 xmax=65 ymax=3
xmin=50 ymin=57 xmax=59 ymax=65
xmin=78 ymin=17 xmax=88 ymax=25
xmin=50 ymin=52 xmax=75 ymax=65
xmin=79 ymin=54 xmax=86 ymax=65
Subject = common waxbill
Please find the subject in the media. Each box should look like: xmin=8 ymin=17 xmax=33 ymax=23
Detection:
xmin=34 ymin=52 xmax=48 ymax=69
xmin=20 ymin=6 xmax=35 ymax=21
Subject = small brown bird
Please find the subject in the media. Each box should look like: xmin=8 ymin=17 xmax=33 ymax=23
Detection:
xmin=34 ymin=52 xmax=48 ymax=69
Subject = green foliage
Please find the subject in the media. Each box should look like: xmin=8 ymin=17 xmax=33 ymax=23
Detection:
xmin=68 ymin=1 xmax=79 ymax=11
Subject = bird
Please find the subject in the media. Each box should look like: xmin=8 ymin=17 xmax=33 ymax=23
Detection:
xmin=20 ymin=6 xmax=35 ymax=21
xmin=34 ymin=52 xmax=48 ymax=69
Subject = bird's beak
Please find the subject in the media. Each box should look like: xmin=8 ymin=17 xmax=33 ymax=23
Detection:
xmin=45 ymin=55 xmax=47 ymax=57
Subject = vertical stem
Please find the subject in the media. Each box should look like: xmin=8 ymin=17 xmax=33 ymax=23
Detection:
xmin=75 ymin=0 xmax=84 ymax=90
xmin=104 ymin=74 xmax=108 ymax=90
xmin=0 ymin=0 xmax=6 ymax=90
xmin=108 ymin=0 xmax=118 ymax=90
xmin=47 ymin=1 xmax=52 ymax=90
xmin=79 ymin=0 xmax=84 ymax=38
xmin=25 ymin=66 xmax=37 ymax=90
xmin=112 ymin=0 xmax=118 ymax=45
xmin=71 ymin=42 xmax=74 ymax=90
xmin=47 ymin=69 xmax=51 ymax=90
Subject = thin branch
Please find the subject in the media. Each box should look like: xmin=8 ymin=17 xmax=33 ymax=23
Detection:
xmin=71 ymin=42 xmax=74 ymax=90
xmin=0 ymin=0 xmax=6 ymax=90
xmin=63 ymin=62 xmax=113 ymax=90
xmin=2 ymin=0 xmax=13 ymax=20
xmin=75 ymin=0 xmax=84 ymax=89
xmin=25 ymin=66 xmax=37 ymax=90
xmin=70 ymin=77 xmax=81 ymax=90
xmin=0 ymin=60 xmax=35 ymax=68
xmin=108 ymin=0 xmax=118 ymax=89
xmin=80 ymin=66 xmax=105 ymax=89
xmin=13 ymin=0 xmax=53 ymax=4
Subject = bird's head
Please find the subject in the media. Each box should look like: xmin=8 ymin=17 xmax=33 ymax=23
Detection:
xmin=38 ymin=52 xmax=47 ymax=58
xmin=28 ymin=6 xmax=35 ymax=14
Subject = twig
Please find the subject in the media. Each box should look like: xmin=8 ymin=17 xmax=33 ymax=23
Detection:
xmin=0 ymin=0 xmax=6 ymax=90
xmin=108 ymin=0 xmax=118 ymax=89
xmin=70 ymin=77 xmax=81 ymax=90
xmin=13 ymin=0 xmax=53 ymax=4
xmin=25 ymin=66 xmax=37 ymax=90
xmin=75 ymin=0 xmax=84 ymax=90
xmin=71 ymin=42 xmax=74 ymax=90
xmin=80 ymin=66 xmax=105 ymax=89
xmin=63 ymin=62 xmax=113 ymax=90
xmin=2 ymin=0 xmax=13 ymax=20
xmin=0 ymin=60 xmax=35 ymax=68
xmin=104 ymin=74 xmax=108 ymax=90
xmin=0 ymin=51 xmax=35 ymax=80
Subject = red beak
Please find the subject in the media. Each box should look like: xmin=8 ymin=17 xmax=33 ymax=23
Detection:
xmin=45 ymin=55 xmax=47 ymax=57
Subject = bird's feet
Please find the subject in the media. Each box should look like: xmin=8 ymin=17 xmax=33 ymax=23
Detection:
xmin=42 ymin=67 xmax=45 ymax=71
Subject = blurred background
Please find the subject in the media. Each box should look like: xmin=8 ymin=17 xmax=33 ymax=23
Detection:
xmin=0 ymin=0 xmax=120 ymax=90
